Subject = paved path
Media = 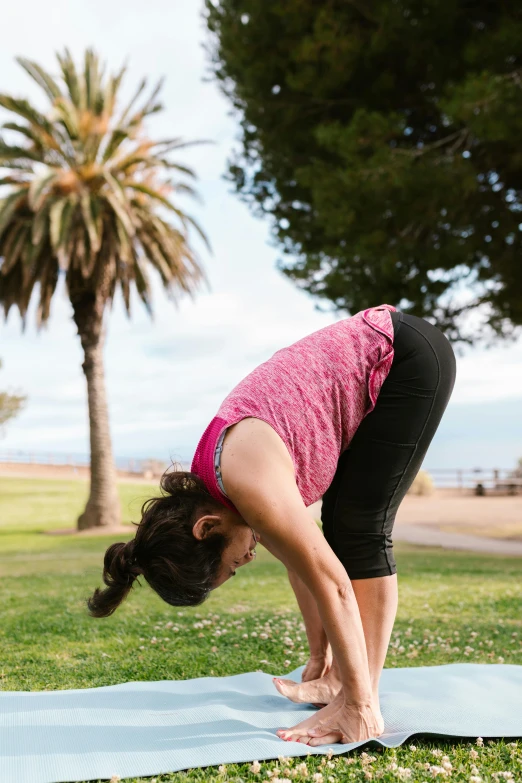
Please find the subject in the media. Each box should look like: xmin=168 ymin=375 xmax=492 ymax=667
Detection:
xmin=393 ymin=523 xmax=522 ymax=556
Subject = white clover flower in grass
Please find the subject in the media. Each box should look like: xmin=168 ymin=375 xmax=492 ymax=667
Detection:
xmin=470 ymin=765 xmax=479 ymax=775
xmin=429 ymin=765 xmax=448 ymax=776
xmin=498 ymin=656 xmax=505 ymax=663
xmin=326 ymin=748 xmax=334 ymax=759
xmin=397 ymin=767 xmax=412 ymax=779
xmin=470 ymin=777 xmax=482 ymax=783
xmin=284 ymin=660 xmax=291 ymax=667
xmin=432 ymin=750 xmax=443 ymax=757
xmin=250 ymin=760 xmax=262 ymax=773
xmin=475 ymin=737 xmax=484 ymax=747
xmin=469 ymin=749 xmax=479 ymax=760
xmin=313 ymin=774 xmax=324 ymax=783
xmin=296 ymin=762 xmax=308 ymax=775
xmin=109 ymin=776 xmax=121 ymax=783
xmin=409 ymin=745 xmax=417 ymax=751
xmin=218 ymin=764 xmax=227 ymax=774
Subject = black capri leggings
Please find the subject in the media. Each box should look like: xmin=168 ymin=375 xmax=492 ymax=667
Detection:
xmin=321 ymin=310 xmax=457 ymax=580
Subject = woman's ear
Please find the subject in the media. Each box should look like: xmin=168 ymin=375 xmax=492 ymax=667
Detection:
xmin=192 ymin=515 xmax=221 ymax=541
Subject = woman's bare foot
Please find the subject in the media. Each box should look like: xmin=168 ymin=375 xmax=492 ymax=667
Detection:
xmin=273 ymin=663 xmax=342 ymax=706
xmin=276 ymin=692 xmax=384 ymax=744
xmin=276 ymin=696 xmax=342 ymax=741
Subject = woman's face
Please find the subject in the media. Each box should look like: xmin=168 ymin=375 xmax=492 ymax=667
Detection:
xmin=192 ymin=510 xmax=257 ymax=589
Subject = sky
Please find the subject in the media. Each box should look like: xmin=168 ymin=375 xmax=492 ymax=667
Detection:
xmin=0 ymin=0 xmax=521 ymax=477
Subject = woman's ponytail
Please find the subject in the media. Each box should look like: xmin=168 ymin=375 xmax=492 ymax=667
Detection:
xmin=87 ymin=539 xmax=143 ymax=618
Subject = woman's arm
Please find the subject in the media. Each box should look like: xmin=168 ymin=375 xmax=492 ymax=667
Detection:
xmin=226 ymin=455 xmax=374 ymax=709
xmin=259 ymin=534 xmax=330 ymax=659
xmin=286 ymin=567 xmax=330 ymax=658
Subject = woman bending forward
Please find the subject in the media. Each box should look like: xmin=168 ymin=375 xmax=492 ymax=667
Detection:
xmin=88 ymin=304 xmax=456 ymax=747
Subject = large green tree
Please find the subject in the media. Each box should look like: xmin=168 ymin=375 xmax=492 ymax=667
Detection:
xmin=205 ymin=0 xmax=522 ymax=342
xmin=0 ymin=49 xmax=210 ymax=529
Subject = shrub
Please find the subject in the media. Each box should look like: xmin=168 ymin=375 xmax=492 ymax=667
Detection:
xmin=408 ymin=470 xmax=434 ymax=496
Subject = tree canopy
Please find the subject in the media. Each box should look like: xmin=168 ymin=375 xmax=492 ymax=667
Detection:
xmin=205 ymin=0 xmax=522 ymax=342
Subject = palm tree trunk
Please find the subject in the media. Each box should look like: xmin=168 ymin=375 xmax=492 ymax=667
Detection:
xmin=72 ymin=293 xmax=121 ymax=530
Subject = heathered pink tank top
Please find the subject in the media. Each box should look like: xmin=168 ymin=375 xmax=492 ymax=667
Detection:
xmin=191 ymin=304 xmax=396 ymax=512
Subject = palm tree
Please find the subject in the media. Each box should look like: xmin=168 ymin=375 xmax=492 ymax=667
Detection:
xmin=0 ymin=49 xmax=210 ymax=529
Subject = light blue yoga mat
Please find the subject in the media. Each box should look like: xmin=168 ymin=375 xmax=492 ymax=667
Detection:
xmin=1 ymin=663 xmax=521 ymax=783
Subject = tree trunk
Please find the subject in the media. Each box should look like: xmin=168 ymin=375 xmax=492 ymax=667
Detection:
xmin=72 ymin=292 xmax=121 ymax=530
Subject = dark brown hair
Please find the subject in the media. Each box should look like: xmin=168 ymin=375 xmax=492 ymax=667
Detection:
xmin=87 ymin=467 xmax=230 ymax=617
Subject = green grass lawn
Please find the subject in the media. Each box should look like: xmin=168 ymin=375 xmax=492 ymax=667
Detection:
xmin=0 ymin=476 xmax=521 ymax=783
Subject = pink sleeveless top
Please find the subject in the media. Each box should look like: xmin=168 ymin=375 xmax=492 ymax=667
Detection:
xmin=191 ymin=304 xmax=396 ymax=512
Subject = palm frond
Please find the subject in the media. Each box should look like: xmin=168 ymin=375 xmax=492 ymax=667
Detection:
xmin=51 ymin=96 xmax=80 ymax=140
xmin=32 ymin=198 xmax=53 ymax=246
xmin=0 ymin=95 xmax=55 ymax=136
xmin=56 ymin=48 xmax=82 ymax=109
xmin=1 ymin=222 xmax=28 ymax=274
xmin=0 ymin=190 xmax=27 ymax=241
xmin=103 ymin=65 xmax=126 ymax=118
xmin=16 ymin=57 xmax=62 ymax=101
xmin=80 ymin=192 xmax=102 ymax=253
xmin=117 ymin=76 xmax=147 ymax=127
xmin=28 ymin=170 xmax=59 ymax=211
xmin=0 ymin=138 xmax=43 ymax=164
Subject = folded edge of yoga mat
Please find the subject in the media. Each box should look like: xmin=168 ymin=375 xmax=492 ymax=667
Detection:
xmin=0 ymin=662 xmax=521 ymax=783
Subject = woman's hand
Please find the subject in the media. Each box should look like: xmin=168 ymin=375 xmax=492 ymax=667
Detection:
xmin=301 ymin=652 xmax=332 ymax=683
xmin=276 ymin=690 xmax=384 ymax=746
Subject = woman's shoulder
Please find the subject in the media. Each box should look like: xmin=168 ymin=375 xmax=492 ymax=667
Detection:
xmin=220 ymin=417 xmax=297 ymax=497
